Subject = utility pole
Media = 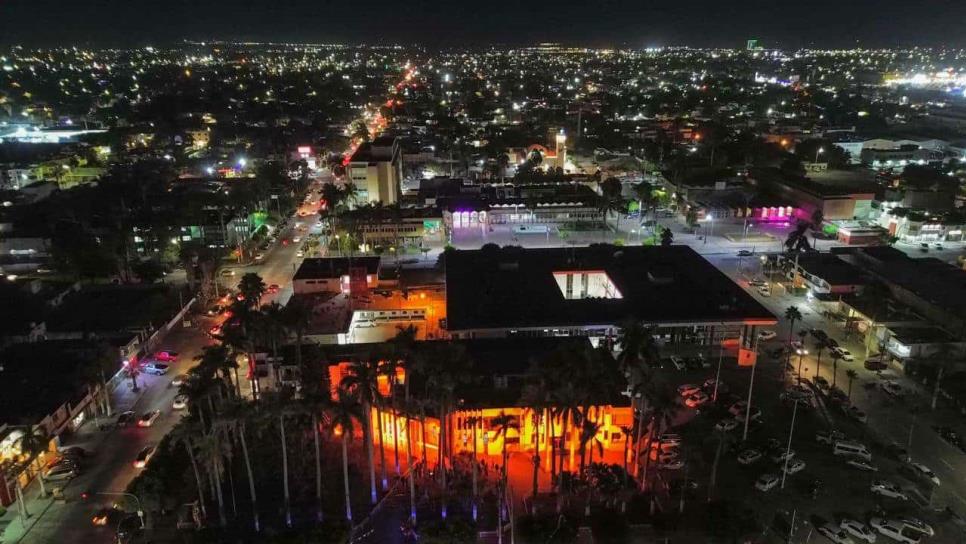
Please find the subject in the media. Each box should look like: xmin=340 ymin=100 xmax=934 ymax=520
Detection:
xmin=742 ymin=336 xmax=760 ymax=442
xmin=780 ymin=399 xmax=800 ymax=490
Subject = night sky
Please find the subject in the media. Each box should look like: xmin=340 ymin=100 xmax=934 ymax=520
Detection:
xmin=2 ymin=0 xmax=966 ymax=48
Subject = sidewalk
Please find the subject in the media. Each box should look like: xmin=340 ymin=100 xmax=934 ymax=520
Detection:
xmin=0 ymin=372 xmax=149 ymax=543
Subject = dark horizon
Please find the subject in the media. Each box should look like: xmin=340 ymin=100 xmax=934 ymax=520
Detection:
xmin=2 ymin=0 xmax=966 ymax=49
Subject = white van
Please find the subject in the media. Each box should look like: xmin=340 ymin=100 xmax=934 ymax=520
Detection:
xmin=833 ymin=440 xmax=872 ymax=461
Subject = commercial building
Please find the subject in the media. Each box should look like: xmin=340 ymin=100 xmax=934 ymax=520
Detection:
xmin=347 ymin=136 xmax=402 ymax=204
xmin=336 ymin=206 xmax=444 ymax=248
xmin=776 ymin=252 xmax=867 ymax=296
xmin=292 ymin=256 xmax=381 ymax=296
xmin=444 ymin=245 xmax=776 ymax=362
xmin=748 ymin=167 xmax=876 ymax=221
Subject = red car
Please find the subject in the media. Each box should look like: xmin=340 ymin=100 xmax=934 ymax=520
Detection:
xmin=267 ymin=284 xmax=280 ymax=294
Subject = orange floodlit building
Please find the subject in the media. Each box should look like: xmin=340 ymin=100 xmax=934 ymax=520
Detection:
xmin=326 ymin=338 xmax=634 ymax=478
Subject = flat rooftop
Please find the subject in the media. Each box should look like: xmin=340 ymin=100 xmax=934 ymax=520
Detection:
xmin=445 ymin=245 xmax=776 ymax=331
xmin=293 ymin=256 xmax=381 ymax=281
xmin=795 ymin=253 xmax=867 ymax=286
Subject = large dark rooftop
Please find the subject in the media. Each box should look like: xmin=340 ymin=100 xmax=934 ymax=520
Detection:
xmin=444 ymin=245 xmax=776 ymax=331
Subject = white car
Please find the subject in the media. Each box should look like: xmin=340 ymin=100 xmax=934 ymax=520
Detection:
xmin=870 ymin=519 xmax=920 ymax=544
xmin=870 ymin=481 xmax=908 ymax=500
xmin=292 ymin=236 xmax=302 ymax=243
xmin=758 ymin=330 xmax=777 ymax=341
xmin=907 ymin=461 xmax=940 ymax=486
xmin=840 ymin=519 xmax=877 ymax=543
xmin=296 ymin=250 xmax=305 ymax=258
xmin=715 ymin=419 xmax=739 ymax=432
xmin=669 ymin=356 xmax=686 ymax=370
xmin=757 ymin=285 xmax=771 ymax=297
xmin=782 ymin=458 xmax=806 ymax=475
xmin=819 ymin=523 xmax=856 ymax=544
xmin=658 ymin=459 xmax=684 ymax=470
xmin=846 ymin=459 xmax=878 ymax=472
xmin=834 ymin=347 xmax=855 ymax=362
xmin=677 ymin=384 xmax=701 ymax=397
xmin=899 ymin=519 xmax=934 ymax=537
xmin=755 ymin=473 xmax=780 ymax=492
xmin=172 ymin=395 xmax=188 ymax=410
xmin=44 ymin=464 xmax=78 ymax=481
xmin=142 ymin=362 xmax=169 ymax=375
xmin=771 ymin=449 xmax=796 ymax=464
xmin=737 ymin=449 xmax=762 ymax=465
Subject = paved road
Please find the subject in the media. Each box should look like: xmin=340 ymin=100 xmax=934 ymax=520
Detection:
xmin=4 ymin=179 xmax=327 ymax=544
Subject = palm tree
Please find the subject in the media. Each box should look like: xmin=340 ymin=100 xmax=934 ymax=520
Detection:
xmin=169 ymin=423 xmax=208 ymax=522
xmin=639 ymin=387 xmax=677 ymax=492
xmin=196 ymin=429 xmax=228 ymax=527
xmin=328 ymin=388 xmax=363 ymax=523
xmin=342 ymin=358 xmax=381 ymax=504
xmin=783 ymin=306 xmax=803 ymax=377
xmin=465 ymin=414 xmax=483 ymax=520
xmin=301 ymin=391 xmax=330 ymax=524
xmin=282 ymin=298 xmax=313 ymax=372
xmin=222 ymin=401 xmax=259 ymax=532
xmin=18 ymin=427 xmax=50 ymax=498
xmin=930 ymin=344 xmax=958 ymax=410
xmin=237 ymin=272 xmax=267 ymax=308
xmin=829 ymin=352 xmax=843 ymax=390
xmin=813 ymin=338 xmax=828 ymax=380
xmin=492 ymin=411 xmax=519 ymax=527
xmin=578 ymin=414 xmax=603 ymax=476
xmin=845 ymin=369 xmax=859 ymax=401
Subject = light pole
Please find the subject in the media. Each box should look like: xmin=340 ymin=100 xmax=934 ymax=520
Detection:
xmin=703 ymin=213 xmax=714 ymax=246
xmin=780 ymin=398 xmax=800 ymax=489
xmin=742 ymin=337 xmax=760 ymax=442
xmin=814 ymin=147 xmax=824 ymax=163
xmin=712 ymin=346 xmax=724 ymax=402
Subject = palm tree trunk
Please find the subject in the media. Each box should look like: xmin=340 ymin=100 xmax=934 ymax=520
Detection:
xmin=313 ymin=413 xmax=324 ymax=523
xmin=567 ymin=411 xmax=577 ymax=472
xmin=239 ymin=425 xmax=260 ymax=532
xmin=406 ymin=415 xmax=417 ymax=524
xmin=212 ymin=457 xmax=227 ymax=527
xmin=550 ymin=412 xmax=557 ymax=484
xmin=471 ymin=416 xmax=479 ymax=519
xmin=376 ymin=405 xmax=388 ymax=490
xmin=279 ymin=415 xmax=292 ymax=527
xmin=185 ymin=440 xmax=208 ymax=521
xmin=420 ymin=413 xmax=428 ymax=466
xmin=392 ymin=396 xmax=401 ymax=475
xmin=641 ymin=424 xmax=655 ymax=491
xmin=633 ymin=398 xmax=648 ymax=478
xmin=364 ymin=402 xmax=378 ymax=504
xmin=342 ymin=436 xmax=353 ymax=522
xmin=532 ymin=409 xmax=541 ymax=502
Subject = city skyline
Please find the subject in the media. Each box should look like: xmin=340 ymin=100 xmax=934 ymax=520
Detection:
xmin=3 ymin=0 xmax=966 ymax=48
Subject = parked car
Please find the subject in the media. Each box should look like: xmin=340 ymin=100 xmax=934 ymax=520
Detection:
xmin=899 ymin=519 xmax=934 ymax=537
xmin=141 ymin=362 xmax=169 ymax=375
xmin=839 ymin=519 xmax=877 ymax=543
xmin=832 ymin=347 xmax=855 ymax=362
xmin=870 ymin=481 xmax=908 ymax=500
xmin=771 ymin=450 xmax=796 ymax=464
xmin=880 ymin=381 xmax=904 ymax=398
xmin=755 ymin=474 xmax=780 ymax=492
xmin=816 ymin=429 xmax=846 ymax=445
xmin=757 ymin=285 xmax=771 ymax=297
xmin=737 ymin=250 xmax=754 ymax=257
xmin=658 ymin=459 xmax=684 ymax=470
xmin=116 ymin=411 xmax=136 ymax=428
xmin=818 ymin=523 xmax=856 ymax=544
xmin=907 ymin=461 xmax=941 ymax=486
xmin=44 ymin=464 xmax=78 ymax=481
xmin=864 ymin=359 xmax=888 ymax=371
xmin=782 ymin=458 xmax=806 ymax=475
xmin=134 ymin=445 xmax=156 ymax=468
xmin=669 ymin=356 xmax=686 ymax=371
xmin=171 ymin=374 xmax=187 ymax=387
xmin=847 ymin=459 xmax=878 ymax=472
xmin=715 ymin=419 xmax=739 ymax=432
xmin=154 ymin=350 xmax=179 ymax=361
xmin=737 ymin=449 xmax=762 ymax=465
xmin=677 ymin=384 xmax=701 ymax=397
xmin=172 ymin=395 xmax=188 ymax=410
xmin=685 ymin=392 xmax=709 ymax=408
xmin=848 ymin=406 xmax=868 ymax=423
xmin=870 ymin=518 xmax=920 ymax=544
xmin=758 ymin=330 xmax=777 ymax=341
xmin=138 ymin=410 xmax=161 ymax=428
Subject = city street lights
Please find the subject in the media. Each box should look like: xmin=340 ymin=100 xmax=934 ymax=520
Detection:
xmin=814 ymin=147 xmax=824 ymax=163
xmin=703 ymin=213 xmax=714 ymax=246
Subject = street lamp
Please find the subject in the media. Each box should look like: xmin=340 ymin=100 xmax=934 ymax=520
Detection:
xmin=814 ymin=147 xmax=824 ymax=163
xmin=796 ymin=349 xmax=808 ymax=382
xmin=703 ymin=213 xmax=714 ymax=246
xmin=780 ymin=398 xmax=801 ymax=489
